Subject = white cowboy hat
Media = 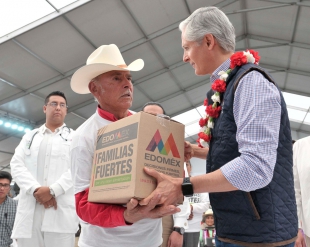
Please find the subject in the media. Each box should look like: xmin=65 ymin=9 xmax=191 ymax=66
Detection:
xmin=70 ymin=44 xmax=144 ymax=94
xmin=204 ymin=209 xmax=213 ymax=216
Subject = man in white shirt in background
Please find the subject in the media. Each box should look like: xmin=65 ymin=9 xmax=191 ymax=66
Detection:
xmin=142 ymin=102 xmax=191 ymax=247
xmin=184 ymin=160 xmax=209 ymax=247
xmin=293 ymin=137 xmax=310 ymax=247
xmin=10 ymin=91 xmax=78 ymax=247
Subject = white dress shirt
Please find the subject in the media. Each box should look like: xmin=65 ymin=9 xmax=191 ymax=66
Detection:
xmin=293 ymin=136 xmax=310 ymax=237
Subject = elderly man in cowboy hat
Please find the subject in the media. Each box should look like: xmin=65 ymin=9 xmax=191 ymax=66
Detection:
xmin=70 ymin=44 xmax=180 ymax=247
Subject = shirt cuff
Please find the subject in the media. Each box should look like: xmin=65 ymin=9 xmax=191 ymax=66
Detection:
xmin=174 ymin=217 xmax=189 ymax=229
xmin=28 ymin=184 xmax=41 ymax=195
xmin=50 ymin=183 xmax=65 ymax=197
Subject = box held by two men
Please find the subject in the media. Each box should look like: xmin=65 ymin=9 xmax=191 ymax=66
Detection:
xmin=88 ymin=111 xmax=184 ymax=204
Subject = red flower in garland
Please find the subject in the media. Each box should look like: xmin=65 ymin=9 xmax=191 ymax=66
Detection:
xmin=198 ymin=132 xmax=211 ymax=142
xmin=197 ymin=49 xmax=260 ymax=148
xmin=206 ymin=105 xmax=221 ymax=118
xmin=199 ymin=117 xmax=208 ymax=127
xmin=230 ymin=52 xmax=247 ymax=69
xmin=248 ymin=49 xmax=260 ymax=64
xmin=211 ymin=79 xmax=226 ymax=92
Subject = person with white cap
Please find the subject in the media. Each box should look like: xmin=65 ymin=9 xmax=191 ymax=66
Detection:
xmin=70 ymin=44 xmax=180 ymax=247
xmin=10 ymin=91 xmax=78 ymax=247
xmin=200 ymin=209 xmax=216 ymax=247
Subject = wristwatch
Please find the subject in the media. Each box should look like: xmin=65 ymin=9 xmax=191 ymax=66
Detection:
xmin=49 ymin=187 xmax=55 ymax=198
xmin=181 ymin=177 xmax=193 ymax=197
xmin=173 ymin=227 xmax=185 ymax=235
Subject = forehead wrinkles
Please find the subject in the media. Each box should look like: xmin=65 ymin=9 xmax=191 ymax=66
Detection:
xmin=97 ymin=70 xmax=132 ymax=79
xmin=49 ymin=96 xmax=66 ymax=104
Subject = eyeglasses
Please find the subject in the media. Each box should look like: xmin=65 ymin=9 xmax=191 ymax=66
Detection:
xmin=0 ymin=183 xmax=10 ymax=189
xmin=46 ymin=102 xmax=68 ymax=109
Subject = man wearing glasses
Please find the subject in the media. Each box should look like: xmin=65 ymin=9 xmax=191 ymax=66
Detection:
xmin=10 ymin=91 xmax=78 ymax=247
xmin=0 ymin=171 xmax=17 ymax=247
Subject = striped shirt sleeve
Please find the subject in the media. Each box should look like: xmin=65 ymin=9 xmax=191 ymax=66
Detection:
xmin=220 ymin=70 xmax=281 ymax=192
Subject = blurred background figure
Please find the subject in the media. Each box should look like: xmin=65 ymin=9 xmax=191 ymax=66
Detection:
xmin=201 ymin=209 xmax=215 ymax=230
xmin=13 ymin=183 xmax=20 ymax=198
xmin=183 ymin=161 xmax=210 ymax=247
xmin=0 ymin=171 xmax=17 ymax=247
xmin=142 ymin=102 xmax=190 ymax=247
xmin=293 ymin=137 xmax=310 ymax=247
xmin=199 ymin=209 xmax=216 ymax=247
xmin=142 ymin=102 xmax=166 ymax=115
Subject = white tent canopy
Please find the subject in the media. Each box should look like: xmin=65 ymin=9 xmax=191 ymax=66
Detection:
xmin=1 ymin=0 xmax=310 ymax=172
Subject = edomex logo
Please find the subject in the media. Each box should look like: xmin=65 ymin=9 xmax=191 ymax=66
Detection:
xmin=146 ymin=130 xmax=180 ymax=158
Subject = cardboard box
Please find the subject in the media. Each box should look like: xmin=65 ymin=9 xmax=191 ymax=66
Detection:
xmin=88 ymin=111 xmax=185 ymax=204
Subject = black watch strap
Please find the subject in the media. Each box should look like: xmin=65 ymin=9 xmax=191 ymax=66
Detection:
xmin=173 ymin=227 xmax=185 ymax=235
xmin=182 ymin=177 xmax=193 ymax=197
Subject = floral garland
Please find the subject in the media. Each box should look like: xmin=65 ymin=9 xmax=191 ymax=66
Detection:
xmin=197 ymin=50 xmax=260 ymax=148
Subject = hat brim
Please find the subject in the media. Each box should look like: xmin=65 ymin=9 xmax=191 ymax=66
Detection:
xmin=71 ymin=59 xmax=144 ymax=94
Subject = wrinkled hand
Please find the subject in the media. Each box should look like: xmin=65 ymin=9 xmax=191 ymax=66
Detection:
xmin=139 ymin=168 xmax=183 ymax=207
xmin=43 ymin=197 xmax=57 ymax=210
xmin=34 ymin=186 xmax=52 ymax=204
xmin=168 ymin=231 xmax=183 ymax=247
xmin=123 ymin=194 xmax=180 ymax=224
xmin=294 ymin=229 xmax=306 ymax=247
xmin=184 ymin=141 xmax=194 ymax=161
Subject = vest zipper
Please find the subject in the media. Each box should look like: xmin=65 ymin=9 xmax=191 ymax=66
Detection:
xmin=246 ymin=192 xmax=260 ymax=220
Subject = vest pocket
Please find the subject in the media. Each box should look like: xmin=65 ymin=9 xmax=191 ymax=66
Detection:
xmin=246 ymin=192 xmax=261 ymax=220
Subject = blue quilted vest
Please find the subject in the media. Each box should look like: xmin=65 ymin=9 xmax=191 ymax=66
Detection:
xmin=206 ymin=63 xmax=298 ymax=246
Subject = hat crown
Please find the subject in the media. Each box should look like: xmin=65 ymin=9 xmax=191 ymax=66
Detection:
xmin=204 ymin=209 xmax=213 ymax=215
xmin=87 ymin=44 xmax=126 ymax=66
xmin=71 ymin=44 xmax=143 ymax=94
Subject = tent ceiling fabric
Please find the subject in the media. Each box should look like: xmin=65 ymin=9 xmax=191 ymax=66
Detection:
xmin=1 ymin=0 xmax=310 ymax=171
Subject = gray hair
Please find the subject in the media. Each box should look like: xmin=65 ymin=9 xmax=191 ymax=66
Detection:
xmin=179 ymin=6 xmax=235 ymax=52
xmin=90 ymin=74 xmax=104 ymax=103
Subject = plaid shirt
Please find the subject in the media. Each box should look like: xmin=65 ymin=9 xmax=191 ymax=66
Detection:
xmin=211 ymin=59 xmax=281 ymax=192
xmin=0 ymin=196 xmax=17 ymax=247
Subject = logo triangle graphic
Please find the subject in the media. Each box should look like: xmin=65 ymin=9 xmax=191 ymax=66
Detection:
xmin=146 ymin=130 xmax=180 ymax=158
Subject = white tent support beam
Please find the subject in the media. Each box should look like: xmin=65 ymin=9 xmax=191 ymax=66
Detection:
xmin=297 ymin=107 xmax=310 ymax=132
xmin=0 ymin=150 xmax=14 ymax=155
xmin=282 ymin=1 xmax=301 ymax=91
xmin=45 ymin=1 xmax=97 ymax=49
xmin=0 ymin=0 xmax=93 ymax=44
xmin=0 ymin=77 xmax=26 ymax=92
xmin=120 ymin=0 xmax=196 ymax=110
xmin=261 ymin=0 xmax=310 ymax=8
xmin=183 ymin=0 xmax=191 ymax=14
xmin=12 ymin=39 xmax=65 ymax=75
xmin=216 ymin=0 xmax=239 ymax=9
xmin=0 ymin=164 xmax=10 ymax=171
xmin=241 ymin=0 xmax=250 ymax=49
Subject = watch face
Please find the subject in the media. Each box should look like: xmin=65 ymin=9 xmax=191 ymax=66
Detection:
xmin=182 ymin=183 xmax=193 ymax=197
xmin=180 ymin=227 xmax=185 ymax=235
